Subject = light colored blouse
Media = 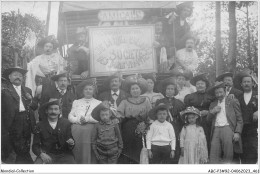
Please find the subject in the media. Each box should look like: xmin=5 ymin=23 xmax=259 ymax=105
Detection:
xmin=176 ymin=48 xmax=198 ymax=72
xmin=26 ymin=53 xmax=66 ymax=96
xmin=117 ymin=97 xmax=152 ymax=119
xmin=175 ymin=86 xmax=196 ymax=103
xmin=68 ymin=98 xmax=102 ymax=124
xmin=141 ymin=92 xmax=164 ymax=107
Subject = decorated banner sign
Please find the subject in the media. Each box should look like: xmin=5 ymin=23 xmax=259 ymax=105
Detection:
xmin=89 ymin=26 xmax=156 ymax=77
xmin=98 ymin=10 xmax=144 ymax=21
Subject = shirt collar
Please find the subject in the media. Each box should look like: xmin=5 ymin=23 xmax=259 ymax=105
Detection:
xmin=13 ymin=84 xmax=21 ymax=90
xmin=111 ymin=90 xmax=120 ymax=95
xmin=55 ymin=82 xmax=67 ymax=94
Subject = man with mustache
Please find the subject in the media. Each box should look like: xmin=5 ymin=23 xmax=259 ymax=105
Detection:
xmin=33 ymin=98 xmax=76 ymax=164
xmin=237 ymin=72 xmax=258 ymax=164
xmin=38 ymin=71 xmax=76 ymax=120
xmin=207 ymin=82 xmax=243 ymax=164
xmin=175 ymin=36 xmax=199 ymax=73
xmin=98 ymin=73 xmax=129 ymax=110
xmin=1 ymin=67 xmax=36 ymax=163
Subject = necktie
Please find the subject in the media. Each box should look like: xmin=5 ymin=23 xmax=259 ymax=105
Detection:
xmin=113 ymin=93 xmax=118 ymax=96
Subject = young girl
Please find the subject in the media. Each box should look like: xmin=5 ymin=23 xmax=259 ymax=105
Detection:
xmin=178 ymin=106 xmax=208 ymax=164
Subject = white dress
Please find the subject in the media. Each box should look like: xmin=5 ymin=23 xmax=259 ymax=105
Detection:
xmin=176 ymin=48 xmax=198 ymax=72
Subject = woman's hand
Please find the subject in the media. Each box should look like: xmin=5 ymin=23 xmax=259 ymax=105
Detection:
xmin=66 ymin=138 xmax=75 ymax=146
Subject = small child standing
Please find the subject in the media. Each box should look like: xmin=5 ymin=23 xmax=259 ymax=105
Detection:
xmin=146 ymin=104 xmax=176 ymax=164
xmin=179 ymin=106 xmax=208 ymax=164
xmin=91 ymin=103 xmax=123 ymax=164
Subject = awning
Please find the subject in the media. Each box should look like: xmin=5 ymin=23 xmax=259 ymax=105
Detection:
xmin=60 ymin=1 xmax=176 ymax=13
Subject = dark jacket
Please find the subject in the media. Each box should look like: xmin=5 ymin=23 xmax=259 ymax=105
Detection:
xmin=1 ymin=82 xmax=36 ymax=158
xmin=229 ymin=87 xmax=243 ymax=99
xmin=98 ymin=89 xmax=129 ymax=107
xmin=207 ymin=97 xmax=243 ymax=153
xmin=184 ymin=91 xmax=214 ymax=111
xmin=32 ymin=117 xmax=74 ymax=156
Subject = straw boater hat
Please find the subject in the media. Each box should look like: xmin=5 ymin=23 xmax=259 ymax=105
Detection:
xmin=3 ymin=66 xmax=28 ymax=80
xmin=91 ymin=103 xmax=116 ymax=122
xmin=207 ymin=81 xmax=226 ymax=96
xmin=175 ymin=1 xmax=193 ymax=17
xmin=190 ymin=73 xmax=210 ymax=88
xmin=76 ymin=78 xmax=97 ymax=98
xmin=39 ymin=98 xmax=61 ymax=113
xmin=122 ymin=75 xmax=148 ymax=94
xmin=180 ymin=106 xmax=200 ymax=122
xmin=37 ymin=35 xmax=59 ymax=49
xmin=148 ymin=103 xmax=169 ymax=120
xmin=51 ymin=71 xmax=68 ymax=81
xmin=216 ymin=72 xmax=234 ymax=82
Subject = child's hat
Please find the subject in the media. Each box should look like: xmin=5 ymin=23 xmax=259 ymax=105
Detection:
xmin=180 ymin=106 xmax=200 ymax=122
xmin=91 ymin=102 xmax=114 ymax=122
xmin=148 ymin=103 xmax=169 ymax=120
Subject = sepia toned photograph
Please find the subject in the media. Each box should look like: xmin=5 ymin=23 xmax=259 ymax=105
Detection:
xmin=1 ymin=1 xmax=258 ymax=173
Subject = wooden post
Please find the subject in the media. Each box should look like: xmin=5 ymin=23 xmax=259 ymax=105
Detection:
xmin=215 ymin=2 xmax=222 ymax=77
xmin=45 ymin=1 xmax=51 ymax=36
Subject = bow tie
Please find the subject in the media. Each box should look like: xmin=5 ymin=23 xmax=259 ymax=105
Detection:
xmin=112 ymin=93 xmax=118 ymax=96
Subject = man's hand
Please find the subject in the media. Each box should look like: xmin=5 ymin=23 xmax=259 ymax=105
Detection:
xmin=233 ymin=133 xmax=240 ymax=142
xmin=200 ymin=110 xmax=209 ymax=117
xmin=253 ymin=111 xmax=258 ymax=122
xmin=180 ymin=147 xmax=184 ymax=156
xmin=80 ymin=71 xmax=89 ymax=79
xmin=117 ymin=149 xmax=122 ymax=158
xmin=210 ymin=106 xmax=221 ymax=115
xmin=40 ymin=152 xmax=52 ymax=164
xmin=66 ymin=138 xmax=75 ymax=146
xmin=227 ymin=94 xmax=235 ymax=100
xmin=148 ymin=149 xmax=153 ymax=159
xmin=80 ymin=116 xmax=87 ymax=124
xmin=170 ymin=150 xmax=175 ymax=159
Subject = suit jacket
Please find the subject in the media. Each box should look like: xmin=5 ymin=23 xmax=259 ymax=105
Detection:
xmin=1 ymin=82 xmax=36 ymax=157
xmin=229 ymin=87 xmax=243 ymax=99
xmin=32 ymin=117 xmax=74 ymax=156
xmin=39 ymin=85 xmax=76 ymax=120
xmin=207 ymin=97 xmax=243 ymax=153
xmin=98 ymin=89 xmax=129 ymax=107
xmin=237 ymin=90 xmax=258 ymax=126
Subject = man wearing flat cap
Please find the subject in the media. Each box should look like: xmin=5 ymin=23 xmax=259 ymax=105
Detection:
xmin=1 ymin=67 xmax=36 ymax=163
xmin=98 ymin=73 xmax=129 ymax=110
xmin=39 ymin=71 xmax=76 ymax=120
xmin=236 ymin=72 xmax=258 ymax=164
xmin=207 ymin=82 xmax=243 ymax=164
xmin=33 ymin=98 xmax=76 ymax=164
xmin=216 ymin=72 xmax=243 ymax=99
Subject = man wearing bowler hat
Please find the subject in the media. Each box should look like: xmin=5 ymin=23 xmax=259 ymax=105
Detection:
xmin=207 ymin=82 xmax=243 ymax=164
xmin=38 ymin=71 xmax=76 ymax=120
xmin=216 ymin=72 xmax=243 ymax=99
xmin=1 ymin=66 xmax=36 ymax=163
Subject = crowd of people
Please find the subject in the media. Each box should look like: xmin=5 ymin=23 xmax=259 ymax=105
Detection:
xmin=1 ymin=62 xmax=258 ymax=164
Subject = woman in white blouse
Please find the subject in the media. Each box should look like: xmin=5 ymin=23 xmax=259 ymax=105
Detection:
xmin=68 ymin=79 xmax=101 ymax=164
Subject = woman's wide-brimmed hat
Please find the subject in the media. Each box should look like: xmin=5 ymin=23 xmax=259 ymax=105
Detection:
xmin=180 ymin=106 xmax=200 ymax=122
xmin=122 ymin=75 xmax=148 ymax=94
xmin=157 ymin=77 xmax=177 ymax=95
xmin=3 ymin=66 xmax=27 ymax=80
xmin=37 ymin=35 xmax=59 ymax=49
xmin=207 ymin=81 xmax=226 ymax=96
xmin=76 ymin=78 xmax=97 ymax=98
xmin=50 ymin=71 xmax=68 ymax=81
xmin=175 ymin=1 xmax=193 ymax=17
xmin=216 ymin=72 xmax=233 ymax=82
xmin=190 ymin=73 xmax=210 ymax=88
xmin=39 ymin=98 xmax=61 ymax=113
xmin=91 ymin=102 xmax=115 ymax=122
xmin=142 ymin=73 xmax=156 ymax=83
xmin=148 ymin=103 xmax=169 ymax=120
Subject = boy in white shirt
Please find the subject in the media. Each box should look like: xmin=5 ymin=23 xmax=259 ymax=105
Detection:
xmin=146 ymin=104 xmax=176 ymax=164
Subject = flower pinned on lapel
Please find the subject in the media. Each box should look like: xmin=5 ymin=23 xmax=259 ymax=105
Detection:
xmin=252 ymin=101 xmax=257 ymax=107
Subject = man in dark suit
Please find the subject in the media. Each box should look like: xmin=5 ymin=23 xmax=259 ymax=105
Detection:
xmin=237 ymin=73 xmax=258 ymax=164
xmin=98 ymin=74 xmax=128 ymax=110
xmin=33 ymin=98 xmax=76 ymax=164
xmin=38 ymin=72 xmax=76 ymax=120
xmin=216 ymin=72 xmax=243 ymax=99
xmin=1 ymin=67 xmax=36 ymax=163
xmin=207 ymin=82 xmax=243 ymax=164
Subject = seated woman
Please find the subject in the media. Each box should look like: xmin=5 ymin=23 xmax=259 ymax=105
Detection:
xmin=26 ymin=35 xmax=66 ymax=97
xmin=141 ymin=73 xmax=164 ymax=108
xmin=117 ymin=77 xmax=152 ymax=164
xmin=68 ymin=79 xmax=101 ymax=164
